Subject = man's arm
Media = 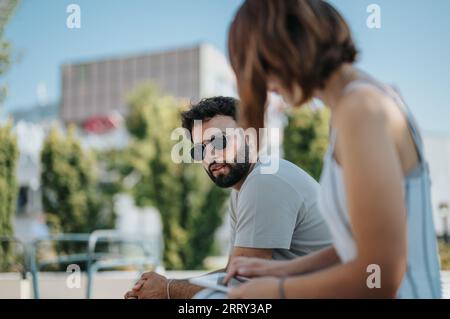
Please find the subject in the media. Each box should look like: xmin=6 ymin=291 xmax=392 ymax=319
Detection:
xmin=168 ymin=247 xmax=272 ymax=298
xmin=165 ymin=267 xmax=227 ymax=299
xmin=125 ymin=247 xmax=272 ymax=299
xmin=165 ymin=247 xmax=272 ymax=299
xmin=231 ymin=247 xmax=273 ymax=260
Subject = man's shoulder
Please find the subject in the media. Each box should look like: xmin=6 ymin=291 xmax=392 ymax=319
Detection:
xmin=243 ymin=159 xmax=319 ymax=194
xmin=251 ymin=159 xmax=317 ymax=184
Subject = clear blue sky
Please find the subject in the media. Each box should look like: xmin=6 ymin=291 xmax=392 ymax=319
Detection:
xmin=2 ymin=0 xmax=450 ymax=133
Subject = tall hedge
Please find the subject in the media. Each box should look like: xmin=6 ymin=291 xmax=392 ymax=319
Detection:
xmin=124 ymin=85 xmax=228 ymax=269
xmin=0 ymin=0 xmax=19 ymax=105
xmin=0 ymin=122 xmax=19 ymax=271
xmin=283 ymin=106 xmax=330 ymax=181
xmin=40 ymin=127 xmax=114 ymax=256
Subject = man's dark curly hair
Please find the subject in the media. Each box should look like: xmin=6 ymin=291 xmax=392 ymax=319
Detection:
xmin=181 ymin=96 xmax=239 ymax=140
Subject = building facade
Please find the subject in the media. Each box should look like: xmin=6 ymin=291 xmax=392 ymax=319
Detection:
xmin=60 ymin=43 xmax=237 ymax=124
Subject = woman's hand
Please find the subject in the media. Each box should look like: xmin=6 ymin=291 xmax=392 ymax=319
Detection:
xmin=224 ymin=257 xmax=289 ymax=284
xmin=228 ymin=277 xmax=280 ymax=299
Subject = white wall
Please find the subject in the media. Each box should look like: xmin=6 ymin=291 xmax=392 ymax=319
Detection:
xmin=423 ymin=132 xmax=450 ymax=236
xmin=199 ymin=43 xmax=237 ymax=99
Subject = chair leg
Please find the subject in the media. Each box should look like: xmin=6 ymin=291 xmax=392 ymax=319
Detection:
xmin=86 ymin=267 xmax=94 ymax=299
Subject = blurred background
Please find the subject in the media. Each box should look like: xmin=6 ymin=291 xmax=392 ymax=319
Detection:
xmin=0 ymin=0 xmax=449 ymax=298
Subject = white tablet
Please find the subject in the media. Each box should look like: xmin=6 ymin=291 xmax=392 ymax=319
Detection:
xmin=189 ymin=272 xmax=249 ymax=293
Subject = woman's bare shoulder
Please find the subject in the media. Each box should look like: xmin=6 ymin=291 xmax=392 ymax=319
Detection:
xmin=334 ymin=83 xmax=397 ymax=131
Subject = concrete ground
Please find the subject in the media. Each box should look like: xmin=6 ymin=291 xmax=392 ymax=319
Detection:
xmin=1 ymin=270 xmax=449 ymax=299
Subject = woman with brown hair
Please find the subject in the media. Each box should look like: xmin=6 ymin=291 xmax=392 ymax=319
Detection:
xmin=224 ymin=0 xmax=441 ymax=298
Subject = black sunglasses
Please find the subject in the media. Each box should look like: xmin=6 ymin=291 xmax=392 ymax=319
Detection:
xmin=190 ymin=133 xmax=229 ymax=161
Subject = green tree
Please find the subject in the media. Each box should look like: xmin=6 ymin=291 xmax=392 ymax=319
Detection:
xmin=283 ymin=106 xmax=330 ymax=181
xmin=0 ymin=121 xmax=19 ymax=271
xmin=124 ymin=84 xmax=228 ymax=269
xmin=0 ymin=1 xmax=21 ymax=272
xmin=0 ymin=0 xmax=19 ymax=105
xmin=40 ymin=127 xmax=114 ymax=253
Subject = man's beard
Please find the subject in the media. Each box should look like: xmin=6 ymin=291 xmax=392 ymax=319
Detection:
xmin=205 ymin=146 xmax=251 ymax=188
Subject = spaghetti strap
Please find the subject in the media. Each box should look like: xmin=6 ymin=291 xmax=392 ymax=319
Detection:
xmin=388 ymin=86 xmax=426 ymax=163
xmin=343 ymin=78 xmax=426 ymax=166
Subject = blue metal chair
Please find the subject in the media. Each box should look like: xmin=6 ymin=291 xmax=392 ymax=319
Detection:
xmin=29 ymin=231 xmax=163 ymax=299
xmin=86 ymin=229 xmax=163 ymax=299
xmin=29 ymin=233 xmax=91 ymax=299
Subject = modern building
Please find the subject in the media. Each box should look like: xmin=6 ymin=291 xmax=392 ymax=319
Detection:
xmin=60 ymin=43 xmax=237 ymax=125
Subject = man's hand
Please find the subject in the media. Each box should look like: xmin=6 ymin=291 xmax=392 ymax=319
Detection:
xmin=124 ymin=271 xmax=168 ymax=299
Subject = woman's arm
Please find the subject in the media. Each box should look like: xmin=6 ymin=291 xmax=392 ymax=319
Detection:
xmin=229 ymin=88 xmax=408 ymax=298
xmin=224 ymin=245 xmax=340 ymax=282
xmin=285 ymin=245 xmax=341 ymax=275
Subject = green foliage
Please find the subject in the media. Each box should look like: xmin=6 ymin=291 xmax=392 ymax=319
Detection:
xmin=185 ymin=185 xmax=228 ymax=269
xmin=0 ymin=0 xmax=19 ymax=105
xmin=40 ymin=127 xmax=114 ymax=254
xmin=0 ymin=121 xmax=19 ymax=271
xmin=123 ymin=84 xmax=228 ymax=269
xmin=0 ymin=1 xmax=21 ymax=272
xmin=439 ymin=239 xmax=450 ymax=270
xmin=283 ymin=106 xmax=330 ymax=181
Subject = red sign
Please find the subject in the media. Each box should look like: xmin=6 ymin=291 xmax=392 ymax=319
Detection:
xmin=83 ymin=113 xmax=121 ymax=134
